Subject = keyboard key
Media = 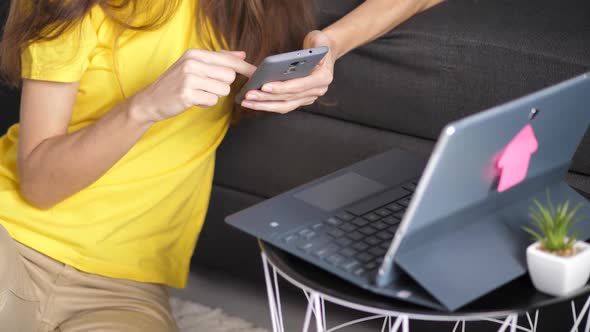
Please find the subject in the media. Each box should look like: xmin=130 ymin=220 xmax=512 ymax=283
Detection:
xmin=373 ymin=221 xmax=388 ymax=230
xmin=365 ymin=261 xmax=379 ymax=270
xmin=393 ymin=211 xmax=405 ymax=220
xmin=347 ymin=231 xmax=364 ymax=241
xmin=309 ymin=235 xmax=332 ymax=247
xmin=336 ymin=237 xmax=352 ymax=247
xmin=364 ymin=236 xmax=381 ymax=246
xmin=298 ymin=229 xmax=315 ymax=240
xmin=383 ymin=216 xmax=399 ymax=226
xmin=353 ymin=267 xmax=367 ymax=277
xmin=326 ymin=254 xmax=345 ymax=265
xmin=352 ymin=218 xmax=369 ymax=227
xmin=340 ymin=248 xmax=357 ymax=257
xmin=298 ymin=228 xmax=311 ymax=236
xmin=296 ymin=242 xmax=313 ymax=252
xmin=312 ymin=244 xmax=339 ymax=258
xmin=339 ymin=223 xmax=357 ymax=232
xmin=398 ymin=197 xmax=412 ymax=207
xmin=352 ymin=242 xmax=370 ymax=251
xmin=402 ymin=182 xmax=418 ymax=192
xmin=369 ymin=247 xmax=386 ymax=257
xmin=386 ymin=203 xmax=404 ymax=212
xmin=311 ymin=223 xmax=324 ymax=231
xmin=359 ymin=226 xmax=377 ymax=236
xmin=376 ymin=231 xmax=393 ymax=241
xmin=375 ymin=208 xmax=392 ymax=217
xmin=283 ymin=235 xmax=298 ymax=244
xmin=324 ymin=217 xmax=343 ymax=226
xmin=340 ymin=259 xmax=361 ymax=272
xmin=356 ymin=252 xmax=374 ymax=263
xmin=336 ymin=212 xmax=355 ymax=221
xmin=387 ymin=226 xmax=399 ymax=235
xmin=328 ymin=229 xmax=345 ymax=238
xmin=363 ymin=213 xmax=380 ymax=222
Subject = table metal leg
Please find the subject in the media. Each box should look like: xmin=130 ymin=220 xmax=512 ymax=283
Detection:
xmin=496 ymin=314 xmax=518 ymax=332
xmin=261 ymin=251 xmax=545 ymax=332
xmin=525 ymin=311 xmax=539 ymax=332
xmin=262 ymin=253 xmax=285 ymax=332
xmin=302 ymin=293 xmax=314 ymax=332
xmin=381 ymin=316 xmax=390 ymax=332
xmin=452 ymin=320 xmax=466 ymax=332
xmin=571 ymin=296 xmax=590 ymax=332
xmin=312 ymin=293 xmax=325 ymax=332
xmin=389 ymin=315 xmax=410 ymax=332
xmin=321 ymin=297 xmax=326 ymax=329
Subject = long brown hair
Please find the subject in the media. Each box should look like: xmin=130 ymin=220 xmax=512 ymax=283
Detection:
xmin=0 ymin=0 xmax=316 ymax=103
xmin=199 ymin=0 xmax=315 ymax=118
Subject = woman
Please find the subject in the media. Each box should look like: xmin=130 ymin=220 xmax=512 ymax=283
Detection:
xmin=0 ymin=0 xmax=442 ymax=331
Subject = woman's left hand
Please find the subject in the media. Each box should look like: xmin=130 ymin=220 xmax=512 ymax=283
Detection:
xmin=240 ymin=30 xmax=335 ymax=114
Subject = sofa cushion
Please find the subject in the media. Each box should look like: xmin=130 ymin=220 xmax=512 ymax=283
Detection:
xmin=304 ymin=0 xmax=590 ymax=174
xmin=215 ymin=111 xmax=434 ymax=198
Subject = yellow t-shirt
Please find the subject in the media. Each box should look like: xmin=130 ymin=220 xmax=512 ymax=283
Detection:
xmin=0 ymin=0 xmax=229 ymax=287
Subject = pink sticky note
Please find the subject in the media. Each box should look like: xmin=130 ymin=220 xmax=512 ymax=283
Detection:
xmin=496 ymin=124 xmax=538 ymax=192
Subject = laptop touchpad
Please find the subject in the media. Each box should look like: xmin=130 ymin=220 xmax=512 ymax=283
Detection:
xmin=294 ymin=172 xmax=386 ymax=211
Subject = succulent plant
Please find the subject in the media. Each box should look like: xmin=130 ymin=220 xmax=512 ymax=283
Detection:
xmin=523 ymin=192 xmax=583 ymax=256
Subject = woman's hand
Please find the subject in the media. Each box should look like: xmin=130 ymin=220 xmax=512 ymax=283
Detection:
xmin=240 ymin=30 xmax=335 ymax=114
xmin=131 ymin=49 xmax=256 ymax=124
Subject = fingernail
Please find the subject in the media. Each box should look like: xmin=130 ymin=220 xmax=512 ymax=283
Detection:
xmin=242 ymin=101 xmax=254 ymax=108
xmin=262 ymin=85 xmax=272 ymax=92
xmin=246 ymin=93 xmax=257 ymax=100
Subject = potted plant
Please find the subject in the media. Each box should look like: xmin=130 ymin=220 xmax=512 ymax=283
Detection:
xmin=524 ymin=194 xmax=590 ymax=297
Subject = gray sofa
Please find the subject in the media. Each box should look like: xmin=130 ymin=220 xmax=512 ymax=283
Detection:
xmin=193 ymin=0 xmax=590 ymax=280
xmin=190 ymin=0 xmax=590 ymax=329
xmin=1 ymin=0 xmax=590 ymax=330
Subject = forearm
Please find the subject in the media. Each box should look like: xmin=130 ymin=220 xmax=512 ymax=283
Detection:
xmin=323 ymin=0 xmax=442 ymax=59
xmin=19 ymin=97 xmax=153 ymax=209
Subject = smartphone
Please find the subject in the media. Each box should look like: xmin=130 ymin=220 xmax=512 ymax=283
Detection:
xmin=235 ymin=46 xmax=329 ymax=104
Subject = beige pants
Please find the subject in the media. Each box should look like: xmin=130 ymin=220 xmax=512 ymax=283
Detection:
xmin=0 ymin=225 xmax=178 ymax=332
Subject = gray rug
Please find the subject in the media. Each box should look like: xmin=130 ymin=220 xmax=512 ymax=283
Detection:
xmin=170 ymin=297 xmax=269 ymax=332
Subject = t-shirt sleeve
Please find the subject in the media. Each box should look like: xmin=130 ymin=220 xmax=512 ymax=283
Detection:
xmin=21 ymin=14 xmax=98 ymax=82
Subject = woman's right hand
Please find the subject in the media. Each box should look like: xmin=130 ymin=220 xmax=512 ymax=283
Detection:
xmin=130 ymin=49 xmax=256 ymax=124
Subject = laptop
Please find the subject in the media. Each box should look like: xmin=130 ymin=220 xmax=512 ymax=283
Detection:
xmin=226 ymin=73 xmax=590 ymax=311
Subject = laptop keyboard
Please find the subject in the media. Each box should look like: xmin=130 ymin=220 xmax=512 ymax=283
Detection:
xmin=281 ymin=181 xmax=417 ymax=278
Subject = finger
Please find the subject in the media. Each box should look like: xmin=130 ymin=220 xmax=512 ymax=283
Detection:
xmin=303 ymin=30 xmax=323 ymax=49
xmin=244 ymin=87 xmax=327 ymax=102
xmin=261 ymin=68 xmax=332 ymax=95
xmin=243 ymin=90 xmax=296 ymax=102
xmin=187 ymin=90 xmax=220 ymax=108
xmin=185 ymin=75 xmax=231 ymax=97
xmin=185 ymin=49 xmax=256 ymax=78
xmin=303 ymin=30 xmax=332 ymax=65
xmin=241 ymin=96 xmax=317 ymax=114
xmin=220 ymin=50 xmax=247 ymax=60
xmin=181 ymin=60 xmax=237 ymax=84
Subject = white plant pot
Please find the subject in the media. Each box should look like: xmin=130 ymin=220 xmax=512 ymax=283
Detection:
xmin=527 ymin=241 xmax=590 ymax=297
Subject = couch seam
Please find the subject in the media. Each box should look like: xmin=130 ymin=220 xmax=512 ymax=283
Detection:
xmin=211 ymin=182 xmax=268 ymax=200
xmin=379 ymin=30 xmax=590 ymax=68
xmin=299 ymin=107 xmax=437 ymax=143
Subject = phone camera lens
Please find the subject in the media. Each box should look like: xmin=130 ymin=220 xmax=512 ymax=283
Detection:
xmin=309 ymin=50 xmax=312 ymax=54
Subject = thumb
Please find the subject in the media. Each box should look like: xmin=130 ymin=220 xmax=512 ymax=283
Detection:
xmin=303 ymin=31 xmax=332 ymax=65
xmin=303 ymin=30 xmax=331 ymax=49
